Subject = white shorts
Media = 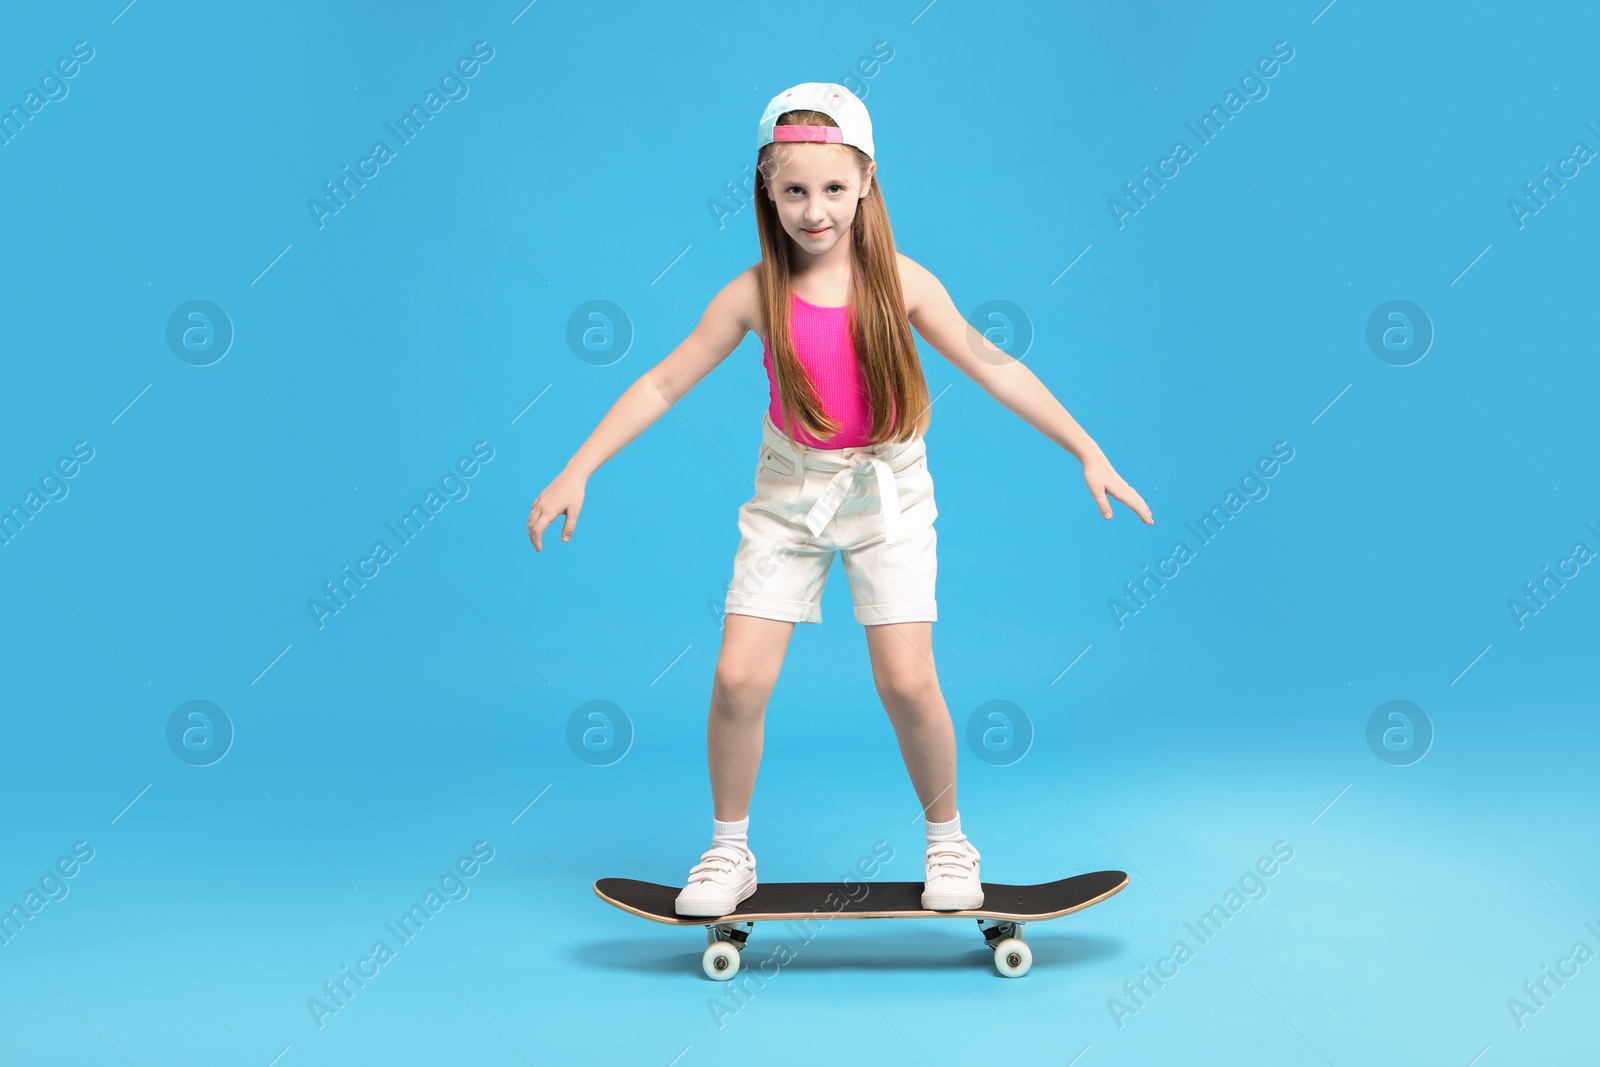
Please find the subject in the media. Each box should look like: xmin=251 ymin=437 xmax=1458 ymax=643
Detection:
xmin=724 ymin=412 xmax=938 ymax=626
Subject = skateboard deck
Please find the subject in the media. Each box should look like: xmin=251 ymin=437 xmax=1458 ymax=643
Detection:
xmin=595 ymin=870 xmax=1127 ymax=979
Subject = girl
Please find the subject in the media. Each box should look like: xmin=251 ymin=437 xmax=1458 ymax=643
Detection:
xmin=528 ymin=83 xmax=1153 ymax=917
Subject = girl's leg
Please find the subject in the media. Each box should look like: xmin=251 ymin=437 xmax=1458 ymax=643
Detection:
xmin=708 ymin=613 xmax=797 ymax=821
xmin=862 ymin=621 xmax=957 ymax=822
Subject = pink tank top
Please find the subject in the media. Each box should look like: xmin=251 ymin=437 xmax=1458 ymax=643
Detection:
xmin=762 ymin=292 xmax=879 ymax=449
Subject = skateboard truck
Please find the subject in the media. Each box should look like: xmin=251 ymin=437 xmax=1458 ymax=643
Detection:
xmin=702 ymin=922 xmax=752 ymax=978
xmin=705 ymin=922 xmax=752 ymax=947
xmin=979 ymin=919 xmax=1031 ymax=977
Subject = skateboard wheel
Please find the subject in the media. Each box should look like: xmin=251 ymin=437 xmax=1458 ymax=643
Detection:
xmin=702 ymin=943 xmax=741 ymax=981
xmin=993 ymin=938 xmax=1032 ymax=978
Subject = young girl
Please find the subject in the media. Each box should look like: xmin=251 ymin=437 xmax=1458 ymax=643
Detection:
xmin=528 ymin=83 xmax=1153 ymax=917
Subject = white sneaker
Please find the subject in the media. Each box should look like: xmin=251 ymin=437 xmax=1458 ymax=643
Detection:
xmin=674 ymin=844 xmax=758 ymax=917
xmin=921 ymin=838 xmax=984 ymax=910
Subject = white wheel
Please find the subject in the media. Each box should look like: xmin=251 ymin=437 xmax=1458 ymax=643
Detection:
xmin=702 ymin=942 xmax=740 ymax=981
xmin=993 ymin=937 xmax=1032 ymax=977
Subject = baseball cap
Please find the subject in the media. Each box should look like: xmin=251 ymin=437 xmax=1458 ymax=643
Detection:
xmin=756 ymin=82 xmax=875 ymax=160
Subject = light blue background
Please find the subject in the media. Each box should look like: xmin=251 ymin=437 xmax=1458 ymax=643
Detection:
xmin=1 ymin=1 xmax=1595 ymax=1064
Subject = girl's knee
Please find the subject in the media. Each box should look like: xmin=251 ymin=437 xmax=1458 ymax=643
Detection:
xmin=873 ymin=667 xmax=939 ymax=712
xmin=712 ymin=663 xmax=777 ymax=713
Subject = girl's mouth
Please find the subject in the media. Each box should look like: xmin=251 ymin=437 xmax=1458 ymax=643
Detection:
xmin=802 ymin=227 xmax=829 ymax=237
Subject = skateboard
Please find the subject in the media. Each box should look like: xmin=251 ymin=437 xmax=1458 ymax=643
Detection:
xmin=594 ymin=870 xmax=1128 ymax=979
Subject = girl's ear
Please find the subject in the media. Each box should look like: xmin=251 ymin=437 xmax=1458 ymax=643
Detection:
xmin=861 ymin=161 xmax=877 ymax=198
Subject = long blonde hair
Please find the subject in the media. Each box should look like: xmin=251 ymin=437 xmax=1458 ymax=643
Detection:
xmin=753 ymin=110 xmax=929 ymax=445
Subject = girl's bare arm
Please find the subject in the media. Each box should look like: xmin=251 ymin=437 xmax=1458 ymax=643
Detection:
xmin=898 ymin=254 xmax=1153 ymax=524
xmin=529 ymin=266 xmax=759 ymax=549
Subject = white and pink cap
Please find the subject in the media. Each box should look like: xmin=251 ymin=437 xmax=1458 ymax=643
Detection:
xmin=756 ymin=82 xmax=875 ymax=160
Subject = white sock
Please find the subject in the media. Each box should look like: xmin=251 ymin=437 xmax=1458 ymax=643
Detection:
xmin=712 ymin=816 xmax=750 ymax=857
xmin=926 ymin=812 xmax=965 ymax=844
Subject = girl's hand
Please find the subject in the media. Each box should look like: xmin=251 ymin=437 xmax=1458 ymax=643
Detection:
xmin=528 ymin=470 xmax=587 ymax=551
xmin=1082 ymin=454 xmax=1153 ymax=524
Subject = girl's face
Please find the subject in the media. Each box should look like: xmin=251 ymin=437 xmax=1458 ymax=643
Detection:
xmin=764 ymin=144 xmax=876 ymax=259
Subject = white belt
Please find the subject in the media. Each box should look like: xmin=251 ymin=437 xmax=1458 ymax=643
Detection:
xmin=802 ymin=452 xmax=902 ymax=545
